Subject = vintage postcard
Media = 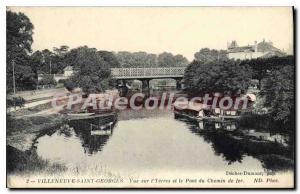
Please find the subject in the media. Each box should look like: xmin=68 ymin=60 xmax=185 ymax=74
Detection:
xmin=6 ymin=7 xmax=295 ymax=188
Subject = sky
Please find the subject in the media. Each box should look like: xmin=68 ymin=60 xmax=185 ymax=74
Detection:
xmin=9 ymin=7 xmax=293 ymax=60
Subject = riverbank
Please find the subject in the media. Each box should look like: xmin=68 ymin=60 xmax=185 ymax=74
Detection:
xmin=7 ymin=112 xmax=66 ymax=151
xmin=6 ymin=99 xmax=69 ymax=172
xmin=7 ymin=109 xmax=68 ymax=174
xmin=7 ymin=145 xmax=67 ymax=174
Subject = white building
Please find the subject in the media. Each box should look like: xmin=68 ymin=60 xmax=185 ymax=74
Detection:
xmin=63 ymin=66 xmax=74 ymax=77
xmin=227 ymin=40 xmax=285 ymax=60
xmin=38 ymin=66 xmax=76 ymax=83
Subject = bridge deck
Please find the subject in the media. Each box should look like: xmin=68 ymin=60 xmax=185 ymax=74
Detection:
xmin=111 ymin=67 xmax=185 ymax=79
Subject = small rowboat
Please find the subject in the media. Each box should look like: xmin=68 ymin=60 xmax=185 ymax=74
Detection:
xmin=90 ymin=122 xmax=115 ymax=136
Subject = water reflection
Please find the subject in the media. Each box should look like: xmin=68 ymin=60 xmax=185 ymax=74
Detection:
xmin=58 ymin=115 xmax=117 ymax=155
xmin=35 ymin=109 xmax=293 ymax=176
xmin=177 ymin=117 xmax=294 ymax=171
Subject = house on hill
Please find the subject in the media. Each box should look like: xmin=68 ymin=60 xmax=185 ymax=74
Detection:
xmin=227 ymin=40 xmax=286 ymax=60
xmin=63 ymin=66 xmax=75 ymax=77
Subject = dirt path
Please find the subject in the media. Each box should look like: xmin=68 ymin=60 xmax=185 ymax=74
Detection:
xmin=23 ymin=106 xmax=64 ymax=117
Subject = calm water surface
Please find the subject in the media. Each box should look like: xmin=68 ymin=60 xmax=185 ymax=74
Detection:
xmin=35 ymin=109 xmax=293 ymax=177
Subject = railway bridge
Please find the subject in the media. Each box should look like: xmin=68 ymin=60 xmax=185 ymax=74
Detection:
xmin=111 ymin=67 xmax=185 ymax=93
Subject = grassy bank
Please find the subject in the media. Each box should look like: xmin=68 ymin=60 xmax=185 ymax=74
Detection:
xmin=6 ymin=115 xmax=64 ymax=151
xmin=7 ymin=101 xmax=66 ymax=151
xmin=7 ymin=104 xmax=68 ymax=174
xmin=8 ymin=101 xmax=53 ymax=117
xmin=7 ymin=145 xmax=66 ymax=174
xmin=7 ymin=113 xmax=66 ymax=151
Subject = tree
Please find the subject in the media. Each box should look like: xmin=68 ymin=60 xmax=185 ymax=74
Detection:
xmin=116 ymin=51 xmax=157 ymax=68
xmin=157 ymin=52 xmax=189 ymax=67
xmin=38 ymin=74 xmax=57 ymax=86
xmin=261 ymin=65 xmax=294 ymax=125
xmin=183 ymin=60 xmax=252 ymax=95
xmin=7 ymin=10 xmax=35 ymax=92
xmin=194 ymin=48 xmax=228 ymax=63
xmin=31 ymin=46 xmax=69 ymax=75
xmin=6 ymin=10 xmax=33 ymax=55
xmin=183 ymin=60 xmax=199 ymax=92
xmin=116 ymin=51 xmax=188 ymax=68
xmin=98 ymin=50 xmax=120 ymax=68
xmin=53 ymin=45 xmax=69 ymax=57
xmin=31 ymin=49 xmax=54 ymax=75
xmin=240 ymin=56 xmax=294 ymax=88
xmin=51 ymin=46 xmax=69 ymax=74
xmin=31 ymin=50 xmax=43 ymax=74
xmin=69 ymin=46 xmax=113 ymax=93
xmin=173 ymin=54 xmax=189 ymax=67
xmin=133 ymin=52 xmax=157 ymax=68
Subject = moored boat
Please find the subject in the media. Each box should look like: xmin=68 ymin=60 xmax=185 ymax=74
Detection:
xmin=90 ymin=121 xmax=115 ymax=136
xmin=67 ymin=112 xmax=95 ymax=117
xmin=173 ymin=101 xmax=241 ymax=123
xmin=173 ymin=93 xmax=256 ymax=124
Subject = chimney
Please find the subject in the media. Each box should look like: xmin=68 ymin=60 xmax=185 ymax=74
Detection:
xmin=254 ymin=40 xmax=258 ymax=52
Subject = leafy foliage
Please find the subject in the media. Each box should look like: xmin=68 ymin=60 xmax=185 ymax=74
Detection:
xmin=7 ymin=96 xmax=26 ymax=108
xmin=184 ymin=60 xmax=252 ymax=95
xmin=261 ymin=65 xmax=294 ymax=125
xmin=157 ymin=52 xmax=189 ymax=67
xmin=32 ymin=47 xmax=68 ymax=74
xmin=63 ymin=80 xmax=77 ymax=91
xmin=116 ymin=51 xmax=157 ymax=68
xmin=240 ymin=56 xmax=294 ymax=88
xmin=6 ymin=10 xmax=33 ymax=54
xmin=38 ymin=74 xmax=57 ymax=86
xmin=194 ymin=48 xmax=228 ymax=63
xmin=116 ymin=51 xmax=189 ymax=68
xmin=69 ymin=46 xmax=113 ymax=93
xmin=97 ymin=50 xmax=120 ymax=68
xmin=7 ymin=10 xmax=36 ymax=92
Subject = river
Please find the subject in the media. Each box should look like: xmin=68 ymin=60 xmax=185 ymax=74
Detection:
xmin=33 ymin=107 xmax=294 ymax=180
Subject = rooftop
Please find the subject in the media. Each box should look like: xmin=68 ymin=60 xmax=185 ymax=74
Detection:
xmin=227 ymin=40 xmax=285 ymax=55
xmin=64 ymin=66 xmax=73 ymax=71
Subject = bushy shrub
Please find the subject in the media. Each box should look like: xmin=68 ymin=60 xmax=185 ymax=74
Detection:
xmin=63 ymin=80 xmax=77 ymax=91
xmin=7 ymin=96 xmax=26 ymax=108
xmin=38 ymin=74 xmax=57 ymax=86
xmin=58 ymin=79 xmax=66 ymax=84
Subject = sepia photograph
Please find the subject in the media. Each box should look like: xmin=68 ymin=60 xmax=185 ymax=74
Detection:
xmin=5 ymin=6 xmax=295 ymax=188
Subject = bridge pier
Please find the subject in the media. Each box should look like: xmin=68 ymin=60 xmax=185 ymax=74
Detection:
xmin=141 ymin=79 xmax=151 ymax=96
xmin=120 ymin=80 xmax=126 ymax=86
xmin=118 ymin=80 xmax=128 ymax=97
xmin=175 ymin=79 xmax=183 ymax=90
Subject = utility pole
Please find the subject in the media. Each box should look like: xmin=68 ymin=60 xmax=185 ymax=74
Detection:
xmin=12 ymin=60 xmax=16 ymax=109
xmin=12 ymin=60 xmax=16 ymax=96
xmin=49 ymin=59 xmax=52 ymax=75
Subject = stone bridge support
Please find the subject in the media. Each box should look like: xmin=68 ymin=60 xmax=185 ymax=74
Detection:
xmin=175 ymin=78 xmax=183 ymax=90
xmin=141 ymin=79 xmax=151 ymax=96
xmin=118 ymin=79 xmax=128 ymax=97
